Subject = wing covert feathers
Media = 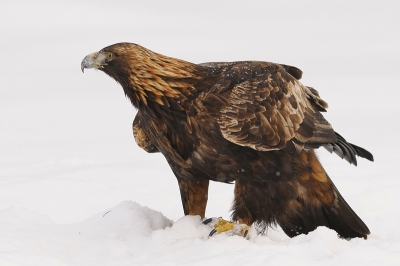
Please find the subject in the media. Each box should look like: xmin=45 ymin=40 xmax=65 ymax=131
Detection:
xmin=199 ymin=61 xmax=372 ymax=165
xmin=204 ymin=62 xmax=336 ymax=153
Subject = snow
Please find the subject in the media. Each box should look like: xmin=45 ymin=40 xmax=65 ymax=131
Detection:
xmin=1 ymin=0 xmax=400 ymax=265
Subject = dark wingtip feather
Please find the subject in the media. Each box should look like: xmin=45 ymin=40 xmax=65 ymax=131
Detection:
xmin=324 ymin=132 xmax=374 ymax=166
xmin=349 ymin=143 xmax=374 ymax=162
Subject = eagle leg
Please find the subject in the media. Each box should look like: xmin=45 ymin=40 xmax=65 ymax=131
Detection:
xmin=177 ymin=178 xmax=209 ymax=218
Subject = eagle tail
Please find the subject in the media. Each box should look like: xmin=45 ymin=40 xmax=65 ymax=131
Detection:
xmin=277 ymin=178 xmax=370 ymax=239
xmin=232 ymin=150 xmax=370 ymax=239
xmin=276 ymin=150 xmax=370 ymax=239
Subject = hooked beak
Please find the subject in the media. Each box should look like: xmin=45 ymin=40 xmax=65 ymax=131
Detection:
xmin=81 ymin=51 xmax=107 ymax=73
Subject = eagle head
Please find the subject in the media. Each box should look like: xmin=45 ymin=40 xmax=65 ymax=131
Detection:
xmin=81 ymin=43 xmax=200 ymax=107
xmin=81 ymin=43 xmax=132 ymax=76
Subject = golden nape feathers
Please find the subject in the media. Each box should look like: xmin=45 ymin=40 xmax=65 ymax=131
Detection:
xmin=82 ymin=43 xmax=202 ymax=106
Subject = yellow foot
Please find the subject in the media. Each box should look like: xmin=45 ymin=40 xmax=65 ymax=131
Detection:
xmin=203 ymin=217 xmax=250 ymax=239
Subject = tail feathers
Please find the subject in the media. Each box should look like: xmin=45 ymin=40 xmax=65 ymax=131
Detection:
xmin=323 ymin=132 xmax=374 ymax=166
xmin=278 ymin=183 xmax=370 ymax=239
xmin=324 ymin=191 xmax=370 ymax=239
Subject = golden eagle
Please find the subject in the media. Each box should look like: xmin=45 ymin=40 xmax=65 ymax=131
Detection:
xmin=81 ymin=43 xmax=373 ymax=239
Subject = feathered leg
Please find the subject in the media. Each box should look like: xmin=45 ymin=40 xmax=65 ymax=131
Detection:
xmin=177 ymin=178 xmax=209 ymax=218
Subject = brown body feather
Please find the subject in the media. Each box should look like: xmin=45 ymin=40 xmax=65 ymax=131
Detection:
xmin=82 ymin=43 xmax=373 ymax=239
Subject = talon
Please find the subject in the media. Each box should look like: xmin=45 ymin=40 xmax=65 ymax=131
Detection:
xmin=204 ymin=217 xmax=250 ymax=239
xmin=209 ymin=228 xmax=217 ymax=237
xmin=203 ymin=218 xmax=213 ymax=225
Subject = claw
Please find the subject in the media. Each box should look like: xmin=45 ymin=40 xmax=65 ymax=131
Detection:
xmin=203 ymin=218 xmax=214 ymax=225
xmin=209 ymin=228 xmax=217 ymax=237
xmin=243 ymin=229 xmax=248 ymax=238
xmin=203 ymin=217 xmax=250 ymax=239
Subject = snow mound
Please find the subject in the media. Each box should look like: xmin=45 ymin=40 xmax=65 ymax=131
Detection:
xmin=1 ymin=201 xmax=399 ymax=266
xmin=77 ymin=201 xmax=173 ymax=238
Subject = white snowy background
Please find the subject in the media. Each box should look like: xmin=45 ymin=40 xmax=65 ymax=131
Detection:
xmin=1 ymin=0 xmax=399 ymax=265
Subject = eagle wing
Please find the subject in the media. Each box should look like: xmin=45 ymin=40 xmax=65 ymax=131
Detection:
xmin=200 ymin=62 xmax=336 ymax=154
xmin=132 ymin=113 xmax=159 ymax=153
